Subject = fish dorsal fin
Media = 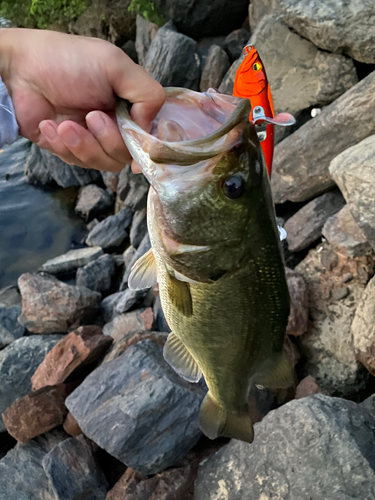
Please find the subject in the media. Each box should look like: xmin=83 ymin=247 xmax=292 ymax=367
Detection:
xmin=166 ymin=271 xmax=193 ymax=316
xmin=256 ymin=351 xmax=293 ymax=389
xmin=128 ymin=249 xmax=158 ymax=290
xmin=163 ymin=332 xmax=202 ymax=383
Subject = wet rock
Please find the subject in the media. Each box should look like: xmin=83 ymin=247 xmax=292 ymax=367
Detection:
xmin=129 ymin=208 xmax=147 ymax=249
xmin=223 ymin=28 xmax=249 ymax=61
xmin=121 ymin=233 xmax=151 ymax=289
xmin=106 ymin=461 xmax=197 ymax=500
xmin=101 ymin=171 xmax=119 ymax=193
xmin=25 ymin=144 xmax=101 ymax=188
xmin=295 ymin=243 xmax=372 ymax=397
xmin=218 ymin=58 xmax=242 ymax=95
xmin=195 ymin=395 xmax=375 ymax=500
xmin=119 ymin=173 xmax=149 ymax=212
xmin=279 ymin=0 xmax=375 ymax=64
xmin=31 ymin=326 xmax=112 ymax=391
xmin=0 ymin=304 xmax=24 ymax=341
xmin=43 ymin=436 xmax=108 ymax=500
xmin=295 ymin=375 xmax=329 ymax=399
xmin=285 ymin=268 xmax=308 ymax=337
xmin=0 ymin=430 xmax=67 ymax=500
xmin=2 ymin=384 xmax=71 ymax=443
xmin=352 ymin=275 xmax=375 ymax=376
xmin=66 ymin=340 xmax=204 ymax=475
xmin=0 ymin=335 xmax=62 ymax=432
xmin=144 ymin=23 xmax=201 ymax=90
xmin=40 ymin=247 xmax=103 ymax=274
xmin=153 ymin=0 xmax=249 ymax=39
xmin=76 ymin=254 xmax=116 ymax=294
xmin=322 ymin=204 xmax=373 ymax=258
xmin=199 ymin=44 xmax=230 ymax=92
xmin=86 ymin=207 xmax=133 ymax=249
xmin=103 ymin=330 xmax=168 ymax=363
xmin=271 ymin=71 xmax=375 ymax=204
xmin=284 ymin=191 xmax=345 ymax=252
xmin=330 ymin=134 xmax=375 ymax=250
xmin=103 ymin=308 xmax=154 ymax=341
xmin=135 ymin=14 xmax=159 ymax=67
xmin=75 ymin=184 xmax=114 ymax=220
xmin=114 ymin=288 xmax=149 ymax=315
xmin=250 ymin=15 xmax=358 ymax=117
xmin=18 ymin=273 xmax=101 ymax=334
xmin=63 ymin=412 xmax=82 ymax=437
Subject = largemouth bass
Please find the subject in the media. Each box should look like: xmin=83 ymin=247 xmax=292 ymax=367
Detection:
xmin=116 ymin=88 xmax=292 ymax=443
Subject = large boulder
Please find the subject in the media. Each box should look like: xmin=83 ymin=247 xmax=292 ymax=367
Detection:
xmin=195 ymin=394 xmax=375 ymax=500
xmin=75 ymin=184 xmax=114 ymax=220
xmin=271 ymin=71 xmax=375 ymax=204
xmin=200 ymin=44 xmax=230 ymax=92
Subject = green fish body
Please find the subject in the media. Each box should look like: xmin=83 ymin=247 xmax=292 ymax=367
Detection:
xmin=116 ymin=88 xmax=291 ymax=443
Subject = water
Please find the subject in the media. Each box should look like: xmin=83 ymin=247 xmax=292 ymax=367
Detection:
xmin=0 ymin=139 xmax=87 ymax=288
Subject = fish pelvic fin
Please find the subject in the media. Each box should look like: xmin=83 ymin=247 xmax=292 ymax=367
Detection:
xmin=128 ymin=249 xmax=158 ymax=290
xmin=163 ymin=332 xmax=202 ymax=383
xmin=199 ymin=393 xmax=254 ymax=444
xmin=166 ymin=271 xmax=193 ymax=316
xmin=256 ymin=351 xmax=293 ymax=390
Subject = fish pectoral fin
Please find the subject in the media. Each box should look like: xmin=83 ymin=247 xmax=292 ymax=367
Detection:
xmin=166 ymin=271 xmax=193 ymax=316
xmin=163 ymin=332 xmax=202 ymax=383
xmin=128 ymin=249 xmax=158 ymax=290
xmin=256 ymin=352 xmax=293 ymax=389
xmin=199 ymin=393 xmax=254 ymax=443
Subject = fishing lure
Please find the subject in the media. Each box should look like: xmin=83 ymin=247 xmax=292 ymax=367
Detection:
xmin=233 ymin=45 xmax=295 ymax=176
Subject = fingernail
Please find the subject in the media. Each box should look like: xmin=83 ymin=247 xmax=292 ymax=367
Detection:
xmin=87 ymin=112 xmax=106 ymax=137
xmin=40 ymin=121 xmax=57 ymax=142
xmin=60 ymin=127 xmax=80 ymax=148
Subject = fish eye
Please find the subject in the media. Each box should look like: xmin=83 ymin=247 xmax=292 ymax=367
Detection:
xmin=222 ymin=175 xmax=246 ymax=200
xmin=252 ymin=62 xmax=262 ymax=71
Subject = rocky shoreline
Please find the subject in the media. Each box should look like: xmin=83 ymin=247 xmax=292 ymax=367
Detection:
xmin=1 ymin=1 xmax=375 ymax=498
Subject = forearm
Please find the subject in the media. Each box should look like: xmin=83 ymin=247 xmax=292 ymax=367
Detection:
xmin=0 ymin=29 xmax=19 ymax=147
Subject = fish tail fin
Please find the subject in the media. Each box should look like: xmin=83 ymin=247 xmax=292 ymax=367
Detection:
xmin=199 ymin=393 xmax=254 ymax=444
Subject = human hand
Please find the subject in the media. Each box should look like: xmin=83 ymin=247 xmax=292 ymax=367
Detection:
xmin=0 ymin=28 xmax=165 ymax=172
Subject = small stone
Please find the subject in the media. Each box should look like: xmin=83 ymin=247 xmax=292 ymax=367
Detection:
xmin=135 ymin=14 xmax=159 ymax=67
xmin=114 ymin=288 xmax=148 ymax=315
xmin=0 ymin=326 xmax=16 ymax=350
xmin=75 ymin=184 xmax=114 ymax=220
xmin=116 ymin=165 xmax=131 ymax=202
xmin=284 ymin=191 xmax=345 ymax=252
xmin=103 ymin=330 xmax=168 ymax=363
xmin=40 ymin=247 xmax=104 ymax=274
xmin=199 ymin=44 xmax=230 ymax=92
xmin=295 ymin=375 xmax=329 ymax=399
xmin=120 ymin=173 xmax=149 ymax=212
xmin=121 ymin=233 xmax=151 ymax=289
xmin=2 ymin=384 xmax=71 ymax=443
xmin=101 ymin=171 xmax=119 ymax=193
xmin=0 ymin=285 xmax=21 ymax=307
xmin=123 ymin=246 xmax=136 ymax=269
xmin=63 ymin=412 xmax=82 ymax=437
xmin=0 ymin=304 xmax=24 ymax=341
xmin=87 ymin=218 xmax=99 ymax=231
xmin=100 ymin=291 xmax=124 ymax=324
xmin=343 ymin=272 xmax=353 ymax=283
xmin=218 ymin=58 xmax=242 ymax=95
xmin=223 ymin=28 xmax=249 ymax=60
xmin=285 ymin=268 xmax=308 ymax=337
xmin=129 ymin=208 xmax=147 ymax=249
xmin=18 ymin=273 xmax=101 ymax=334
xmin=86 ymin=207 xmax=133 ymax=249
xmin=331 ymin=286 xmax=350 ymax=301
xmin=31 ymin=325 xmax=113 ymax=391
xmin=76 ymin=254 xmax=116 ymax=294
xmin=103 ymin=308 xmax=154 ymax=341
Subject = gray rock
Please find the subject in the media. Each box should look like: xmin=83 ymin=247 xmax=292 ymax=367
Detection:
xmin=129 ymin=208 xmax=147 ymax=249
xmin=153 ymin=0 xmax=249 ymax=39
xmin=86 ymin=207 xmax=133 ymax=249
xmin=360 ymin=394 xmax=375 ymax=415
xmin=100 ymin=292 xmax=124 ymax=324
xmin=322 ymin=205 xmax=373 ymax=258
xmin=249 ymin=0 xmax=279 ymax=31
xmin=135 ymin=14 xmax=159 ymax=67
xmin=24 ymin=144 xmax=100 ymax=188
xmin=279 ymin=0 xmax=375 ymax=64
xmin=0 ymin=304 xmax=24 ymax=340
xmin=40 ymin=247 xmax=104 ymax=274
xmin=18 ymin=273 xmax=101 ymax=334
xmin=121 ymin=233 xmax=151 ymax=290
xmin=199 ymin=44 xmax=230 ymax=93
xmin=330 ymin=134 xmax=375 ymax=251
xmin=42 ymin=436 xmax=108 ymax=500
xmin=120 ymin=174 xmax=149 ymax=212
xmin=285 ymin=268 xmax=308 ymax=337
xmin=0 ymin=430 xmax=67 ymax=500
xmin=66 ymin=340 xmax=204 ymax=475
xmin=195 ymin=394 xmax=375 ymax=500
xmin=123 ymin=245 xmax=136 ymax=270
xmin=197 ymin=36 xmax=226 ymax=68
xmin=295 ymin=243 xmax=371 ymax=397
xmin=75 ymin=184 xmax=114 ymax=220
xmin=271 ymin=71 xmax=375 ymax=204
xmin=223 ymin=28 xmax=250 ymax=61
xmin=0 ymin=286 xmax=21 ymax=307
xmin=144 ymin=23 xmax=201 ymax=90
xmin=0 ymin=326 xmax=16 ymax=350
xmin=284 ymin=191 xmax=345 ymax=252
xmin=103 ymin=308 xmax=153 ymax=340
xmin=116 ymin=165 xmax=132 ymax=202
xmin=250 ymin=15 xmax=358 ymax=116
xmin=76 ymin=254 xmax=116 ymax=294
xmin=0 ymin=335 xmax=62 ymax=432
xmin=100 ymin=171 xmax=119 ymax=193
xmin=103 ymin=330 xmax=168 ymax=363
xmin=218 ymin=58 xmax=242 ymax=95
xmin=114 ymin=288 xmax=148 ymax=315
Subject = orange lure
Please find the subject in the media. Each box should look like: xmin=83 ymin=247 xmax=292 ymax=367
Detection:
xmin=233 ymin=45 xmax=275 ymax=176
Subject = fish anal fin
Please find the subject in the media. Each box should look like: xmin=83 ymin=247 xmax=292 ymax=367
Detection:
xmin=128 ymin=249 xmax=158 ymax=290
xmin=163 ymin=332 xmax=202 ymax=383
xmin=257 ymin=352 xmax=293 ymax=390
xmin=199 ymin=393 xmax=254 ymax=443
xmin=166 ymin=272 xmax=193 ymax=316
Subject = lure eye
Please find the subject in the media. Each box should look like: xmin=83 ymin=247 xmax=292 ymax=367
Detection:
xmin=253 ymin=62 xmax=262 ymax=71
xmin=222 ymin=175 xmax=246 ymax=200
